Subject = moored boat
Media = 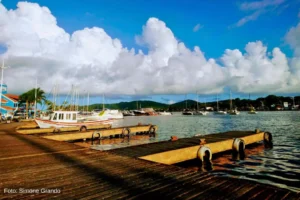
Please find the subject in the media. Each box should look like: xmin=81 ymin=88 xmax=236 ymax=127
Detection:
xmin=214 ymin=110 xmax=227 ymax=115
xmin=158 ymin=111 xmax=172 ymax=115
xmin=193 ymin=111 xmax=208 ymax=115
xmin=182 ymin=109 xmax=193 ymax=115
xmin=35 ymin=111 xmax=113 ymax=129
xmin=228 ymin=109 xmax=240 ymax=115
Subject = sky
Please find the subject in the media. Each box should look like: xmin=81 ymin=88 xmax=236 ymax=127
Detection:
xmin=0 ymin=0 xmax=300 ymax=105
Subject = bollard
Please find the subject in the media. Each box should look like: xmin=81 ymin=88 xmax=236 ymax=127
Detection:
xmin=170 ymin=136 xmax=178 ymax=141
xmin=198 ymin=146 xmax=212 ymax=162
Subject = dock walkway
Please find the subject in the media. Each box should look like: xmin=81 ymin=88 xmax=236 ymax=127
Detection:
xmin=0 ymin=123 xmax=299 ymax=199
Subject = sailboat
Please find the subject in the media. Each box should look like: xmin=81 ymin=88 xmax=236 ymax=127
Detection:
xmin=228 ymin=90 xmax=240 ymax=115
xmin=214 ymin=94 xmax=227 ymax=115
xmin=194 ymin=93 xmax=208 ymax=115
xmin=248 ymin=105 xmax=257 ymax=114
xmin=182 ymin=94 xmax=193 ymax=115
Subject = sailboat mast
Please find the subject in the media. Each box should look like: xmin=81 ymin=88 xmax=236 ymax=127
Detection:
xmin=196 ymin=92 xmax=199 ymax=111
xmin=87 ymin=92 xmax=89 ymax=112
xmin=185 ymin=94 xmax=187 ymax=109
xmin=217 ymin=94 xmax=219 ymax=111
xmin=230 ymin=90 xmax=232 ymax=110
xmin=34 ymin=79 xmax=37 ymax=118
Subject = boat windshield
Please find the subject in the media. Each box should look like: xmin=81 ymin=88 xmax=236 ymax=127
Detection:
xmin=53 ymin=113 xmax=57 ymax=120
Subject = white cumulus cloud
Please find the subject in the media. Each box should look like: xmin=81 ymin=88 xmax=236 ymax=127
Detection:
xmin=0 ymin=1 xmax=299 ymax=96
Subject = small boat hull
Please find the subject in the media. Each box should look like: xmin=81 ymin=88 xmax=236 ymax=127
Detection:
xmin=35 ymin=118 xmax=113 ymax=129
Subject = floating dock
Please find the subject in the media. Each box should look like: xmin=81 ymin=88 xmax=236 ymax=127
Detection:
xmin=109 ymin=130 xmax=269 ymax=165
xmin=0 ymin=122 xmax=299 ymax=199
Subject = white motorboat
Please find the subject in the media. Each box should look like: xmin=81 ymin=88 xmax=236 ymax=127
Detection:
xmin=158 ymin=111 xmax=172 ymax=115
xmin=95 ymin=109 xmax=124 ymax=119
xmin=35 ymin=111 xmax=113 ymax=129
xmin=194 ymin=111 xmax=208 ymax=115
xmin=214 ymin=110 xmax=227 ymax=115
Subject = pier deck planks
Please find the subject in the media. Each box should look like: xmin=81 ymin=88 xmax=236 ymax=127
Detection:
xmin=0 ymin=123 xmax=299 ymax=199
xmin=109 ymin=131 xmax=257 ymax=158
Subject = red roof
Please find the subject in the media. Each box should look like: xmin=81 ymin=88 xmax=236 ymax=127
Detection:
xmin=4 ymin=94 xmax=19 ymax=103
xmin=1 ymin=99 xmax=8 ymax=103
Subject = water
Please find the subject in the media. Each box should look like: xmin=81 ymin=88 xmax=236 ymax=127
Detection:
xmin=101 ymin=111 xmax=300 ymax=192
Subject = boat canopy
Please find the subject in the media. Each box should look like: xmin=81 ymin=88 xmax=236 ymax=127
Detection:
xmin=51 ymin=111 xmax=78 ymax=122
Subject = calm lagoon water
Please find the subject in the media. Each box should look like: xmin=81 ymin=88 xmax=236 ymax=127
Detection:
xmin=98 ymin=111 xmax=300 ymax=192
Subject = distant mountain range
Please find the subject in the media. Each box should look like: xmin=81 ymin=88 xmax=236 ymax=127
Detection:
xmin=88 ymin=95 xmax=300 ymax=111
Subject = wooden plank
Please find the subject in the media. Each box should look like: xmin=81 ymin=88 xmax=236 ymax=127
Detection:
xmin=42 ymin=125 xmax=157 ymax=141
xmin=139 ymin=131 xmax=265 ymax=164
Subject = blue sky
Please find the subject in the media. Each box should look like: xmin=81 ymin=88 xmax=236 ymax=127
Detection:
xmin=2 ymin=0 xmax=298 ymax=58
xmin=1 ymin=0 xmax=300 ymax=105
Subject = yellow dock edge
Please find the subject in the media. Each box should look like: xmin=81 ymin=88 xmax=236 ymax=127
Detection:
xmin=42 ymin=125 xmax=158 ymax=141
xmin=139 ymin=132 xmax=265 ymax=165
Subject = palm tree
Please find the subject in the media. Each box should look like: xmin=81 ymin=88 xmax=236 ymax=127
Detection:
xmin=19 ymin=88 xmax=46 ymax=119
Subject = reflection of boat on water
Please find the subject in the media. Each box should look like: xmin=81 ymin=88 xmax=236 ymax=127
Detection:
xmin=158 ymin=111 xmax=172 ymax=115
xmin=35 ymin=111 xmax=113 ymax=129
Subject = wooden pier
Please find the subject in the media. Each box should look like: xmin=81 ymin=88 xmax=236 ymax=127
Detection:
xmin=0 ymin=122 xmax=299 ymax=199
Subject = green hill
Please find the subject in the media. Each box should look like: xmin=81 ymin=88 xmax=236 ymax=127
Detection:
xmin=89 ymin=100 xmax=169 ymax=110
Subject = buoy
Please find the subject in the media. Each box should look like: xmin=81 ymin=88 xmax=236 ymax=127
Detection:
xmin=197 ymin=146 xmax=212 ymax=162
xmin=170 ymin=136 xmax=178 ymax=141
xmin=232 ymin=138 xmax=245 ymax=153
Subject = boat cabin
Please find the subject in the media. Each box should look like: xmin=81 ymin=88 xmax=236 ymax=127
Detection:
xmin=51 ymin=111 xmax=78 ymax=122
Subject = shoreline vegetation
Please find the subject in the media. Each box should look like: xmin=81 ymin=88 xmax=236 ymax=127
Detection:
xmin=17 ymin=88 xmax=299 ymax=112
xmin=86 ymin=95 xmax=300 ymax=112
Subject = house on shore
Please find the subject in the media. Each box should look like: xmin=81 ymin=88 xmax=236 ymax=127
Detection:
xmin=0 ymin=84 xmax=19 ymax=117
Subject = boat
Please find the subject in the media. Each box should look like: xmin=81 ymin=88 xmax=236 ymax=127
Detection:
xmin=228 ymin=109 xmax=240 ymax=115
xmin=228 ymin=90 xmax=240 ymax=115
xmin=122 ymin=110 xmax=135 ymax=116
xmin=194 ymin=111 xmax=208 ymax=115
xmin=158 ymin=111 xmax=172 ymax=115
xmin=193 ymin=93 xmax=208 ymax=115
xmin=94 ymin=109 xmax=124 ymax=119
xmin=214 ymin=94 xmax=227 ymax=115
xmin=182 ymin=109 xmax=193 ymax=115
xmin=133 ymin=109 xmax=149 ymax=116
xmin=141 ymin=108 xmax=159 ymax=116
xmin=35 ymin=110 xmax=113 ymax=129
xmin=248 ymin=106 xmax=257 ymax=114
xmin=182 ymin=94 xmax=193 ymax=115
